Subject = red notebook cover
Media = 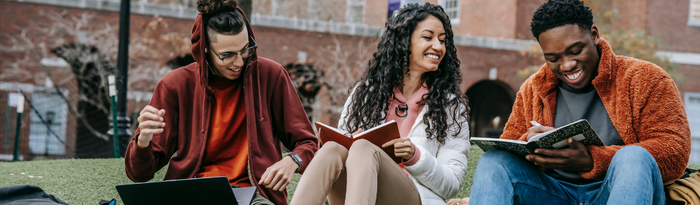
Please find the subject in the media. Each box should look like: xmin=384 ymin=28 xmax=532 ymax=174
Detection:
xmin=314 ymin=120 xmax=402 ymax=163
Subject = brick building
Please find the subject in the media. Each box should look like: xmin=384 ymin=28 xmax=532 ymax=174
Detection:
xmin=1 ymin=0 xmax=699 ymax=161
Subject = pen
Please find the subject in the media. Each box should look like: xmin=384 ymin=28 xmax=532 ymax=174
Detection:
xmin=530 ymin=121 xmax=542 ymax=127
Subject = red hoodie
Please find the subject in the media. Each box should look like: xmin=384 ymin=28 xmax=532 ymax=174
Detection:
xmin=124 ymin=8 xmax=319 ymax=205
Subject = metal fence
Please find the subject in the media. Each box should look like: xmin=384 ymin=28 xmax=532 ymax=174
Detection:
xmin=0 ymin=81 xmax=118 ymax=161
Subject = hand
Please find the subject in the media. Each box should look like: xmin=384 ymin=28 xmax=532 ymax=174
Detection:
xmin=259 ymin=156 xmax=298 ymax=192
xmin=526 ymin=138 xmax=594 ymax=172
xmin=527 ymin=125 xmax=555 ymax=141
xmin=382 ymin=138 xmax=415 ymax=160
xmin=136 ymin=105 xmax=166 ymax=148
xmin=351 ymin=129 xmax=363 ymax=136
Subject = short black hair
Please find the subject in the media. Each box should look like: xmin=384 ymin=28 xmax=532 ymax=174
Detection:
xmin=530 ymin=0 xmax=594 ymax=40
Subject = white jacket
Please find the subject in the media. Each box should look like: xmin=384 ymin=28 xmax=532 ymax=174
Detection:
xmin=338 ymin=89 xmax=471 ymax=205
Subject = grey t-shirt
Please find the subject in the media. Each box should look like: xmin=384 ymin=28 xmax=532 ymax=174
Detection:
xmin=547 ymin=83 xmax=624 ymax=183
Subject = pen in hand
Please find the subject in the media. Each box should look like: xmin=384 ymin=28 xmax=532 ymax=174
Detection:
xmin=530 ymin=121 xmax=542 ymax=127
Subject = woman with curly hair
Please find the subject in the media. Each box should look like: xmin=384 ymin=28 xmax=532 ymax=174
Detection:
xmin=291 ymin=3 xmax=470 ymax=205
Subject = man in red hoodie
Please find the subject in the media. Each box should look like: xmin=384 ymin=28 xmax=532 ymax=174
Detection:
xmin=124 ymin=1 xmax=318 ymax=204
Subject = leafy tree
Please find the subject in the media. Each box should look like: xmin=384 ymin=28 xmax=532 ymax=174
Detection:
xmin=518 ymin=0 xmax=682 ymax=82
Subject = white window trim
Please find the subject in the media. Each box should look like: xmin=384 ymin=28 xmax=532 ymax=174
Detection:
xmin=690 ymin=0 xmax=700 ymax=27
xmin=272 ymin=0 xmax=285 ymax=17
xmin=438 ymin=0 xmax=460 ymax=25
xmin=346 ymin=0 xmax=366 ymax=24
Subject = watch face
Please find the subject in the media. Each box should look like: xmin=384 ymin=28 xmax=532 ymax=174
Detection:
xmin=291 ymin=154 xmax=301 ymax=163
xmin=288 ymin=154 xmax=298 ymax=162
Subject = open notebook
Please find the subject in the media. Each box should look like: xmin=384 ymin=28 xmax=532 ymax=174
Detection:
xmin=471 ymin=119 xmax=604 ymax=158
xmin=315 ymin=120 xmax=402 ymax=163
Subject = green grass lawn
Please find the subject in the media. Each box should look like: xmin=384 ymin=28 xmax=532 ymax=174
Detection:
xmin=0 ymin=146 xmax=695 ymax=204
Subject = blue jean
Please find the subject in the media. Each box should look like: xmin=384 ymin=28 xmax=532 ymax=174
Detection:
xmin=469 ymin=145 xmax=665 ymax=205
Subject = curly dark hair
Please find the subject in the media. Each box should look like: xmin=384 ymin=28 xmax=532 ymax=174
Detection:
xmin=197 ymin=0 xmax=238 ymax=15
xmin=343 ymin=3 xmax=469 ymax=144
xmin=530 ymin=0 xmax=593 ymax=40
xmin=197 ymin=0 xmax=246 ymax=39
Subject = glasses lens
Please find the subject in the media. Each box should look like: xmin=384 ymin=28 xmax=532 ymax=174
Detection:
xmin=219 ymin=53 xmax=236 ymax=62
xmin=241 ymin=47 xmax=256 ymax=58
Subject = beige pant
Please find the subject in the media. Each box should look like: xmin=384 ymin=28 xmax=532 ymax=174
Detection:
xmin=290 ymin=139 xmax=421 ymax=205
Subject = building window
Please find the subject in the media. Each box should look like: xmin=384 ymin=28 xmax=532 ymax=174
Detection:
xmin=439 ymin=0 xmax=460 ymax=24
xmin=691 ymin=0 xmax=700 ymax=26
xmin=346 ymin=0 xmax=365 ymax=24
xmin=28 ymin=89 xmax=68 ymax=156
xmin=685 ymin=92 xmax=700 ymax=164
xmin=272 ymin=0 xmax=286 ymax=17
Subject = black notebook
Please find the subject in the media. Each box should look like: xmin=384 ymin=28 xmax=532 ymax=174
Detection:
xmin=471 ymin=119 xmax=604 ymax=158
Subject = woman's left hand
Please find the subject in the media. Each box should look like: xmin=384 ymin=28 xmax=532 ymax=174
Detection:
xmin=382 ymin=138 xmax=415 ymax=160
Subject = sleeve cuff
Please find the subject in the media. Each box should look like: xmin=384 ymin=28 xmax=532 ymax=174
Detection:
xmin=579 ymin=145 xmax=613 ymax=180
xmin=130 ymin=141 xmax=154 ymax=162
xmin=403 ymin=143 xmax=421 ymax=166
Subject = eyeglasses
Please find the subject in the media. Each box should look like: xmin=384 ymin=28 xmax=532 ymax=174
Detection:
xmin=208 ymin=38 xmax=258 ymax=63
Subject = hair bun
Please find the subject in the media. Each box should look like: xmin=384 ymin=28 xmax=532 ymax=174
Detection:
xmin=197 ymin=0 xmax=239 ymax=15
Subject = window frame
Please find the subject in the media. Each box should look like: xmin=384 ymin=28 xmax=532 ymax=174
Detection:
xmin=438 ymin=0 xmax=461 ymax=25
xmin=346 ymin=0 xmax=366 ymax=24
xmin=690 ymin=0 xmax=700 ymax=27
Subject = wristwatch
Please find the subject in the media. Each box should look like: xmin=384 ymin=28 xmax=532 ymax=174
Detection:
xmin=288 ymin=153 xmax=302 ymax=172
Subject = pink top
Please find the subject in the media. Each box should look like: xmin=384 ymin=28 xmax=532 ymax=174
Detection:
xmin=385 ymin=83 xmax=429 ymax=166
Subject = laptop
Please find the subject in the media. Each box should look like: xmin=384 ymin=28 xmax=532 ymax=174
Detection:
xmin=116 ymin=176 xmax=257 ymax=205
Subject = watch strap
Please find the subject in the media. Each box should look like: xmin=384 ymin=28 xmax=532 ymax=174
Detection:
xmin=288 ymin=153 xmax=302 ymax=172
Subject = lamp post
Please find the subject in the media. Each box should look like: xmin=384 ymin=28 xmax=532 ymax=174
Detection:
xmin=13 ymin=95 xmax=24 ymax=161
xmin=239 ymin=0 xmax=251 ymax=16
xmin=111 ymin=0 xmax=132 ymax=157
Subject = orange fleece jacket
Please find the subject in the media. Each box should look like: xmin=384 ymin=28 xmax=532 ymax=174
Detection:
xmin=501 ymin=39 xmax=691 ymax=182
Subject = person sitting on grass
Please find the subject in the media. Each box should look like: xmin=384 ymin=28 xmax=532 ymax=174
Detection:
xmin=469 ymin=0 xmax=691 ymax=204
xmin=124 ymin=1 xmax=318 ymax=204
xmin=290 ymin=3 xmax=471 ymax=205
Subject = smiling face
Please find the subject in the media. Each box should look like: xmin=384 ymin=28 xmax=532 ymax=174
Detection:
xmin=538 ymin=24 xmax=601 ymax=90
xmin=408 ymin=15 xmax=446 ymax=76
xmin=207 ymin=26 xmax=250 ymax=80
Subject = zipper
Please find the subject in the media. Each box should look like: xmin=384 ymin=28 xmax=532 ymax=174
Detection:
xmin=244 ymin=78 xmax=255 ymax=185
xmin=408 ymin=106 xmax=426 ymax=138
xmin=541 ymin=93 xmax=554 ymax=126
xmin=193 ymin=89 xmax=213 ymax=178
xmin=193 ymin=63 xmax=215 ymax=177
xmin=243 ymin=75 xmax=267 ymax=199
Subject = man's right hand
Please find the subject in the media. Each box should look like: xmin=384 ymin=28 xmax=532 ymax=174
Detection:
xmin=526 ymin=125 xmax=555 ymax=141
xmin=136 ymin=105 xmax=166 ymax=148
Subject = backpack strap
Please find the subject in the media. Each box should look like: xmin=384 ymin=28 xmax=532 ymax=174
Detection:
xmin=681 ymin=168 xmax=700 ymax=179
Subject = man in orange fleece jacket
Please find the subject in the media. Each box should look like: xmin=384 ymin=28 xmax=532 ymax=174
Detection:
xmin=469 ymin=0 xmax=691 ymax=204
